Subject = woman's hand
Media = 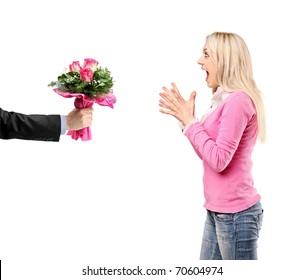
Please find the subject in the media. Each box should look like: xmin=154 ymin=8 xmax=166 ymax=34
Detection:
xmin=159 ymin=82 xmax=196 ymax=126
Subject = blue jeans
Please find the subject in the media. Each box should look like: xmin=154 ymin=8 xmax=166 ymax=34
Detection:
xmin=200 ymin=201 xmax=264 ymax=260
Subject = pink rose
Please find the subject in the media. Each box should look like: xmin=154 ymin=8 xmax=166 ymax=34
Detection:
xmin=69 ymin=61 xmax=82 ymax=72
xmin=83 ymin=58 xmax=99 ymax=71
xmin=80 ymin=68 xmax=93 ymax=82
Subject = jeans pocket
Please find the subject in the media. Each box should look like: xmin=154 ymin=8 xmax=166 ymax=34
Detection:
xmin=257 ymin=210 xmax=264 ymax=230
xmin=214 ymin=212 xmax=234 ymax=222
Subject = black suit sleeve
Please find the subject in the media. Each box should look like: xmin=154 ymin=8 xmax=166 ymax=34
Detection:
xmin=0 ymin=108 xmax=61 ymax=141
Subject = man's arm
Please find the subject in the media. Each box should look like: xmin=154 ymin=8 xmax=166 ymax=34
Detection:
xmin=0 ymin=108 xmax=61 ymax=141
xmin=0 ymin=107 xmax=93 ymax=141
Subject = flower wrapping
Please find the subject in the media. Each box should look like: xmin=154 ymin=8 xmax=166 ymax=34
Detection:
xmin=53 ymin=88 xmax=116 ymax=140
xmin=49 ymin=58 xmax=116 ymax=141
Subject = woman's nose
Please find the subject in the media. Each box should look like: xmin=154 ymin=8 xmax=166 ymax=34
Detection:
xmin=197 ymin=55 xmax=203 ymax=65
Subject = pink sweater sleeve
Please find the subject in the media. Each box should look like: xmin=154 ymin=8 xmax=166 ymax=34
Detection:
xmin=184 ymin=93 xmax=255 ymax=172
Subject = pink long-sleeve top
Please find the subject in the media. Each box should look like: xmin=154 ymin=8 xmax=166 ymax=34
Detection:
xmin=185 ymin=91 xmax=261 ymax=213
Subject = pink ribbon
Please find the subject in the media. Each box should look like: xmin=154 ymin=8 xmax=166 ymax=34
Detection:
xmin=54 ymin=88 xmax=116 ymax=141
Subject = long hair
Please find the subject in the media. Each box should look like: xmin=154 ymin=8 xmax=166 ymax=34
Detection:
xmin=206 ymin=32 xmax=266 ymax=143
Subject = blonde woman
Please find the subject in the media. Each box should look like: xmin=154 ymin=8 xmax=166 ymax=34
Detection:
xmin=159 ymin=32 xmax=265 ymax=260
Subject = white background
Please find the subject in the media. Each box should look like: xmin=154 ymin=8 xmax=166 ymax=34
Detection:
xmin=0 ymin=0 xmax=303 ymax=279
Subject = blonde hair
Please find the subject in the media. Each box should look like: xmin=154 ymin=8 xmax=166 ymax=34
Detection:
xmin=206 ymin=32 xmax=266 ymax=143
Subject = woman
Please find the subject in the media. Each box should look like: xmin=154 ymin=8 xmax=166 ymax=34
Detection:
xmin=159 ymin=32 xmax=265 ymax=260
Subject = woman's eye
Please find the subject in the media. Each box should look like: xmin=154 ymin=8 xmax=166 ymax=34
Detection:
xmin=204 ymin=52 xmax=209 ymax=58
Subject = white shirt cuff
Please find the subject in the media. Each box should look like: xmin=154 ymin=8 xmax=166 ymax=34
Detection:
xmin=178 ymin=118 xmax=199 ymax=134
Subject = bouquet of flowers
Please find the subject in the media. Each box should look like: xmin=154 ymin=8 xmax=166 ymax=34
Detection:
xmin=48 ymin=58 xmax=116 ymax=141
